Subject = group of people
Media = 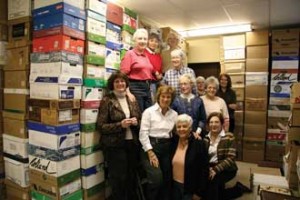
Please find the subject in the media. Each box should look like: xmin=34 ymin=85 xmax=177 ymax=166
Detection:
xmin=97 ymin=28 xmax=250 ymax=200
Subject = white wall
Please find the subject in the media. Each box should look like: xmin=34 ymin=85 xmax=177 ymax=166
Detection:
xmin=187 ymin=37 xmax=220 ymax=63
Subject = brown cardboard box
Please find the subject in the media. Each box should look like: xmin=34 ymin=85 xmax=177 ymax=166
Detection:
xmin=272 ymin=47 xmax=299 ymax=57
xmin=2 ymin=110 xmax=26 ymax=120
xmin=28 ymin=99 xmax=80 ymax=110
xmin=244 ymin=111 xmax=267 ymax=124
xmin=4 ymin=45 xmax=30 ymax=71
xmin=265 ymin=141 xmax=285 ymax=162
xmin=246 ymin=58 xmax=269 ymax=72
xmin=0 ymin=23 xmax=8 ymax=41
xmin=234 ymin=111 xmax=244 ymax=126
xmin=4 ymin=70 xmax=29 ymax=88
xmin=246 ymin=31 xmax=269 ymax=46
xmin=236 ymin=138 xmax=243 ymax=161
xmin=0 ymin=0 xmax=7 ymax=23
xmin=245 ymin=98 xmax=267 ymax=111
xmin=287 ymin=141 xmax=300 ymax=189
xmin=0 ymin=69 xmax=3 ymax=88
xmin=29 ymin=107 xmax=80 ymax=126
xmin=234 ymin=124 xmax=244 ymax=139
xmin=290 ymin=104 xmax=300 ymax=127
xmin=243 ymin=137 xmax=265 ymax=164
xmin=267 ymin=116 xmax=289 ymax=129
xmin=287 ymin=127 xmax=300 ymax=142
xmin=83 ymin=184 xmax=105 ymax=200
xmin=106 ymin=2 xmax=123 ymax=26
xmin=290 ymin=82 xmax=300 ymax=104
xmin=229 ymin=73 xmax=245 ymax=87
xmin=246 ymin=45 xmax=269 ymax=58
xmin=245 ymin=85 xmax=268 ymax=98
xmin=272 ymin=28 xmax=299 ymax=48
xmin=8 ymin=17 xmax=31 ymax=48
xmin=233 ymin=87 xmax=244 ymax=101
xmin=3 ymin=117 xmax=27 ymax=138
xmin=223 ymin=62 xmax=245 ymax=73
xmin=4 ymin=93 xmax=28 ymax=113
xmin=5 ymin=179 xmax=30 ymax=200
xmin=244 ymin=124 xmax=266 ymax=138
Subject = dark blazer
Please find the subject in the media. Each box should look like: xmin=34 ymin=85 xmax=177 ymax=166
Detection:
xmin=98 ymin=92 xmax=141 ymax=148
xmin=170 ymin=135 xmax=209 ymax=198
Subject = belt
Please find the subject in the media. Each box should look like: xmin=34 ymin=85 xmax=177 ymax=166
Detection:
xmin=149 ymin=136 xmax=171 ymax=143
xmin=129 ymin=79 xmax=152 ymax=84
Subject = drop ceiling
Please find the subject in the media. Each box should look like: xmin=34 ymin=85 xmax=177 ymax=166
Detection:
xmin=117 ymin=0 xmax=300 ymax=32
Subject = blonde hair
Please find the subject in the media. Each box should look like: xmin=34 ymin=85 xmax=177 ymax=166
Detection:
xmin=156 ymin=85 xmax=176 ymax=103
xmin=196 ymin=76 xmax=205 ymax=83
xmin=179 ymin=74 xmax=196 ymax=86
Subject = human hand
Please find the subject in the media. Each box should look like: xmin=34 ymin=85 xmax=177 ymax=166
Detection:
xmin=130 ymin=117 xmax=138 ymax=126
xmin=228 ymin=103 xmax=236 ymax=110
xmin=209 ymin=167 xmax=216 ymax=180
xmin=155 ymin=72 xmax=163 ymax=80
xmin=121 ymin=118 xmax=132 ymax=128
xmin=193 ymin=131 xmax=202 ymax=140
xmin=147 ymin=150 xmax=159 ymax=168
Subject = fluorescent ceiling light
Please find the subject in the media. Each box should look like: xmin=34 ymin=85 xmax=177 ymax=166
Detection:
xmin=179 ymin=24 xmax=252 ymax=38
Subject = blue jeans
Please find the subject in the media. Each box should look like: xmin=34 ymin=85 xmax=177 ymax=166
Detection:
xmin=129 ymin=80 xmax=152 ymax=112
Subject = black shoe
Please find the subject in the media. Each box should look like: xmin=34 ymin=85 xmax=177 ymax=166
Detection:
xmin=236 ymin=181 xmax=252 ymax=193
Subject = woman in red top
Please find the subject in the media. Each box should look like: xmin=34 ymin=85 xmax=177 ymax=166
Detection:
xmin=121 ymin=28 xmax=155 ymax=112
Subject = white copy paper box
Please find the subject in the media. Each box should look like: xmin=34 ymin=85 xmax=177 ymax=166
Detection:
xmin=3 ymin=134 xmax=29 ymax=159
xmin=4 ymin=157 xmax=29 ymax=187
xmin=81 ymin=131 xmax=100 ymax=148
xmin=80 ymin=151 xmax=104 ymax=169
xmin=8 ymin=0 xmax=31 ymax=20
xmin=82 ymin=170 xmax=105 ymax=189
xmin=86 ymin=0 xmax=107 ymax=16
xmin=80 ymin=109 xmax=99 ymax=124
xmin=34 ymin=0 xmax=85 ymax=10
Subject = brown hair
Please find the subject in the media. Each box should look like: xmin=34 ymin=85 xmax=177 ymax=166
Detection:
xmin=149 ymin=32 xmax=160 ymax=42
xmin=107 ymin=72 xmax=129 ymax=91
xmin=219 ymin=73 xmax=232 ymax=89
xmin=156 ymin=85 xmax=176 ymax=103
xmin=207 ymin=112 xmax=225 ymax=125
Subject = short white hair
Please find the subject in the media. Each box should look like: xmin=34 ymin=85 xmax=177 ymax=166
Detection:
xmin=179 ymin=73 xmax=195 ymax=86
xmin=205 ymin=76 xmax=219 ymax=89
xmin=171 ymin=49 xmax=185 ymax=60
xmin=176 ymin=114 xmax=193 ymax=127
xmin=196 ymin=76 xmax=205 ymax=83
xmin=133 ymin=28 xmax=148 ymax=41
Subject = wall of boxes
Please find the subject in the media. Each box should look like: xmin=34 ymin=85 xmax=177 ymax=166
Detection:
xmin=1 ymin=0 xmax=138 ymax=199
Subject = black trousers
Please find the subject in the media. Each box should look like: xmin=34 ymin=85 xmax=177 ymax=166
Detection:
xmin=104 ymin=141 xmax=139 ymax=200
xmin=207 ymin=169 xmax=239 ymax=200
xmin=141 ymin=139 xmax=172 ymax=200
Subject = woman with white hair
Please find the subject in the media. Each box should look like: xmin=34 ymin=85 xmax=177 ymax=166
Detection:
xmin=121 ymin=28 xmax=156 ymax=112
xmin=171 ymin=74 xmax=206 ymax=135
xmin=162 ymin=49 xmax=196 ymax=96
xmin=196 ymin=76 xmax=206 ymax=97
xmin=201 ymin=76 xmax=229 ymax=132
xmin=171 ymin=114 xmax=209 ymax=200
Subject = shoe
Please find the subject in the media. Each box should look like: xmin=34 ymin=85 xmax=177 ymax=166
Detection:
xmin=236 ymin=181 xmax=252 ymax=193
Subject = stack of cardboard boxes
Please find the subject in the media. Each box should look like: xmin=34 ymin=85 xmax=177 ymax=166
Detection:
xmin=28 ymin=0 xmax=86 ymax=199
xmin=267 ymin=29 xmax=300 ymax=164
xmin=220 ymin=34 xmax=246 ymax=160
xmin=2 ymin=0 xmax=31 ymax=199
xmin=243 ymin=31 xmax=269 ymax=163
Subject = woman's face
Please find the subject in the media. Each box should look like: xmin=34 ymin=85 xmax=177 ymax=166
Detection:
xmin=179 ymin=77 xmax=192 ymax=95
xmin=135 ymin=32 xmax=148 ymax=51
xmin=206 ymin=83 xmax=217 ymax=98
xmin=171 ymin=55 xmax=182 ymax=69
xmin=158 ymin=93 xmax=172 ymax=110
xmin=168 ymin=35 xmax=179 ymax=49
xmin=197 ymin=80 xmax=205 ymax=91
xmin=220 ymin=75 xmax=228 ymax=89
xmin=209 ymin=116 xmax=222 ymax=134
xmin=148 ymin=37 xmax=159 ymax=51
xmin=176 ymin=121 xmax=191 ymax=139
xmin=113 ymin=78 xmax=127 ymax=92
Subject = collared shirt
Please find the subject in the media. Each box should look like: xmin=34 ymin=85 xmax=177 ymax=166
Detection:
xmin=208 ymin=129 xmax=226 ymax=163
xmin=145 ymin=48 xmax=162 ymax=78
xmin=120 ymin=48 xmax=154 ymax=80
xmin=162 ymin=66 xmax=196 ymax=95
xmin=139 ymin=103 xmax=178 ymax=152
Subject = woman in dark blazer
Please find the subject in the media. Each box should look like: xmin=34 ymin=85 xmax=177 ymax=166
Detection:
xmin=98 ymin=72 xmax=141 ymax=200
xmin=171 ymin=114 xmax=209 ymax=200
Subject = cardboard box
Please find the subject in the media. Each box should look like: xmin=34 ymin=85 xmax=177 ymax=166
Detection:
xmin=246 ymin=58 xmax=269 ymax=72
xmin=4 ymin=89 xmax=29 ymax=113
xmin=31 ymin=51 xmax=83 ymax=64
xmin=87 ymin=17 xmax=106 ymax=38
xmin=8 ymin=0 xmax=31 ymax=20
xmin=30 ymin=83 xmax=82 ymax=100
xmin=81 ymin=100 xmax=101 ymax=109
xmin=267 ymin=116 xmax=289 ymax=130
xmin=28 ymin=99 xmax=80 ymax=110
xmin=272 ymin=28 xmax=299 ymax=48
xmin=82 ymin=168 xmax=105 ymax=189
xmin=29 ymin=155 xmax=80 ymax=177
xmin=34 ymin=13 xmax=85 ymax=32
xmin=287 ymin=127 xmax=300 ymax=142
xmin=80 ymin=151 xmax=104 ymax=169
xmin=29 ymin=129 xmax=80 ymax=150
xmin=82 ymin=87 xmax=103 ymax=101
xmin=246 ymin=45 xmax=269 ymax=58
xmin=290 ymin=82 xmax=300 ymax=104
xmin=27 ymin=121 xmax=80 ymax=135
xmin=2 ymin=110 xmax=26 ymax=121
xmin=8 ymin=17 xmax=31 ymax=48
xmin=246 ymin=30 xmax=269 ymax=46
xmin=232 ymin=87 xmax=244 ymax=101
xmin=0 ymin=0 xmax=7 ymax=22
xmin=270 ymin=82 xmax=293 ymax=99
xmin=4 ymin=70 xmax=29 ymax=88
xmin=29 ymin=107 xmax=80 ymax=126
xmin=4 ymin=157 xmax=29 ymax=187
xmin=0 ymin=41 xmax=7 ymax=65
xmin=223 ymin=48 xmax=245 ymax=60
xmin=83 ymin=183 xmax=105 ymax=200
xmin=84 ymin=64 xmax=105 ymax=79
xmin=0 ymin=23 xmax=8 ymax=41
xmin=87 ymin=41 xmax=106 ymax=58
xmin=234 ymin=111 xmax=244 ymax=126
xmin=3 ymin=134 xmax=28 ymax=159
xmin=242 ymin=137 xmax=265 ymax=163
xmin=290 ymin=104 xmax=300 ymax=127
xmin=222 ymin=34 xmax=245 ymax=49
xmin=245 ymin=72 xmax=268 ymax=86
xmin=245 ymin=85 xmax=268 ymax=98
xmin=33 ymin=35 xmax=84 ymax=54
xmin=33 ymin=25 xmax=85 ymax=41
xmin=223 ymin=62 xmax=245 ymax=73
xmin=271 ymin=68 xmax=298 ymax=83
xmin=5 ymin=179 xmax=30 ymax=200
xmin=34 ymin=0 xmax=85 ymax=10
xmin=80 ymin=109 xmax=99 ymax=124
xmin=31 ymin=189 xmax=83 ymax=200
xmin=244 ymin=111 xmax=267 ymax=124
xmin=86 ymin=0 xmax=107 ymax=16
xmin=234 ymin=124 xmax=244 ymax=139
xmin=236 ymin=138 xmax=243 ymax=161
xmin=106 ymin=2 xmax=123 ymax=26
xmin=245 ymin=98 xmax=267 ymax=111
xmin=81 ymin=131 xmax=100 ymax=149
xmin=33 ymin=2 xmax=86 ymax=20
xmin=5 ymin=45 xmax=30 ymax=70
xmin=105 ymin=48 xmax=121 ymax=70
xmin=265 ymin=140 xmax=285 ymax=162
xmin=244 ymin=124 xmax=266 ymax=138
xmin=106 ymin=22 xmax=122 ymax=45
xmin=272 ymin=47 xmax=299 ymax=57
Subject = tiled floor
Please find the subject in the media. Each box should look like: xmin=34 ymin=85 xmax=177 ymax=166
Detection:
xmin=229 ymin=161 xmax=282 ymax=200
